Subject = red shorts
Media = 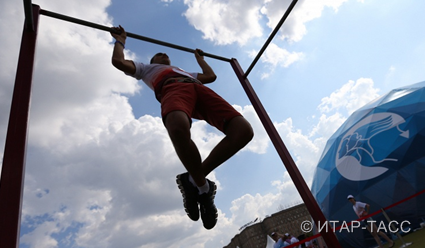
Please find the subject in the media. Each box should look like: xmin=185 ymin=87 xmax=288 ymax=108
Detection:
xmin=160 ymin=82 xmax=241 ymax=133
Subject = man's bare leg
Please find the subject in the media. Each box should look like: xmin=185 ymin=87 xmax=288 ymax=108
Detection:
xmin=201 ymin=116 xmax=253 ymax=176
xmin=166 ymin=112 xmax=253 ymax=229
xmin=367 ymin=223 xmax=394 ymax=248
xmin=166 ymin=113 xmax=253 ymax=185
xmin=164 ymin=110 xmax=206 ymax=187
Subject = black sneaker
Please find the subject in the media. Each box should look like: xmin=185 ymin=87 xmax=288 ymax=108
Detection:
xmin=198 ymin=179 xmax=218 ymax=230
xmin=176 ymin=173 xmax=200 ymax=221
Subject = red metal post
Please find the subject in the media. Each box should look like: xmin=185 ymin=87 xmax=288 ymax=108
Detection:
xmin=230 ymin=59 xmax=341 ymax=248
xmin=0 ymin=4 xmax=40 ymax=248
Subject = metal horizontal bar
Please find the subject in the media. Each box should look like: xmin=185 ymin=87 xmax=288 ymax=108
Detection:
xmin=39 ymin=8 xmax=232 ymax=62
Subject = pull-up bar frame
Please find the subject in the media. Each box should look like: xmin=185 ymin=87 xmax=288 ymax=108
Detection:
xmin=0 ymin=1 xmax=341 ymax=248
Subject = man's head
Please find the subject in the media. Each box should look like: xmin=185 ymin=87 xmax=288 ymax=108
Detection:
xmin=347 ymin=195 xmax=355 ymax=204
xmin=150 ymin=52 xmax=171 ymax=65
xmin=270 ymin=232 xmax=278 ymax=241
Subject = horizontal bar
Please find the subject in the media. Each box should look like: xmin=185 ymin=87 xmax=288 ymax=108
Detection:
xmin=244 ymin=0 xmax=298 ymax=78
xmin=39 ymin=8 xmax=232 ymax=62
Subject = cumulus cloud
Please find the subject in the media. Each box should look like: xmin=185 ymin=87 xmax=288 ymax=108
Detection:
xmin=318 ymin=78 xmax=380 ymax=115
xmin=260 ymin=43 xmax=304 ymax=67
xmin=249 ymin=42 xmax=304 ymax=79
xmin=261 ymin=0 xmax=349 ymax=42
xmin=183 ymin=0 xmax=351 ymax=45
xmin=233 ymin=105 xmax=269 ymax=154
xmin=181 ymin=0 xmax=352 ymax=77
xmin=183 ymin=0 xmax=264 ymax=46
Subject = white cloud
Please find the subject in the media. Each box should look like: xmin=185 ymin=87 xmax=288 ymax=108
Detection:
xmin=233 ymin=105 xmax=270 ymax=154
xmin=308 ymin=78 xmax=380 ymax=153
xmin=275 ymin=118 xmax=320 ymax=183
xmin=182 ymin=0 xmax=350 ymax=77
xmin=309 ymin=112 xmax=346 ymax=143
xmin=183 ymin=0 xmax=264 ymax=45
xmin=183 ymin=0 xmax=351 ymax=45
xmin=261 ymin=0 xmax=349 ymax=42
xmin=13 ymin=0 xmax=140 ymax=150
xmin=318 ymin=78 xmax=380 ymax=115
xmin=261 ymin=43 xmax=304 ymax=68
xmin=249 ymin=42 xmax=304 ymax=79
xmin=230 ymin=193 xmax=280 ymax=223
xmin=20 ymin=221 xmax=60 ymax=248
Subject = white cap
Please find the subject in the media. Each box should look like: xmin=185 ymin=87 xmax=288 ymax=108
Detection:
xmin=347 ymin=195 xmax=354 ymax=200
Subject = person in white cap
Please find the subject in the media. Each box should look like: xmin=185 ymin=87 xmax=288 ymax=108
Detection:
xmin=270 ymin=232 xmax=283 ymax=248
xmin=271 ymin=232 xmax=290 ymax=248
xmin=347 ymin=195 xmax=394 ymax=248
xmin=285 ymin=233 xmax=299 ymax=244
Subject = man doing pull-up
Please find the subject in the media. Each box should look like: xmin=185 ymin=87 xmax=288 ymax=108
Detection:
xmin=110 ymin=25 xmax=253 ymax=229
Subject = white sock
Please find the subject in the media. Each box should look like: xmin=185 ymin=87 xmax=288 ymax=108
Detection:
xmin=188 ymin=175 xmax=209 ymax=194
xmin=197 ymin=181 xmax=210 ymax=195
xmin=188 ymin=174 xmax=197 ymax=187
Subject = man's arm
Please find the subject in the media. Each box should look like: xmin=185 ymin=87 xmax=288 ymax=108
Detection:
xmin=194 ymin=49 xmax=217 ymax=84
xmin=110 ymin=25 xmax=136 ymax=75
xmin=364 ymin=203 xmax=370 ymax=216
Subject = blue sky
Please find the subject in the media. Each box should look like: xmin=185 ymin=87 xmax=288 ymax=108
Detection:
xmin=1 ymin=0 xmax=425 ymax=247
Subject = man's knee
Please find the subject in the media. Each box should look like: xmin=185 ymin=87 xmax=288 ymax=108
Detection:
xmin=164 ymin=111 xmax=191 ymax=140
xmin=167 ymin=124 xmax=189 ymax=141
xmin=241 ymin=121 xmax=254 ymax=143
xmin=227 ymin=116 xmax=254 ymax=143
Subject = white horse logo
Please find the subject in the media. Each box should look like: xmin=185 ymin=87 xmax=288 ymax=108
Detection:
xmin=336 ymin=112 xmax=409 ymax=181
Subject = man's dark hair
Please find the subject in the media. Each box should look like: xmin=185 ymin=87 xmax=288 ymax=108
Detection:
xmin=150 ymin=53 xmax=165 ymax=64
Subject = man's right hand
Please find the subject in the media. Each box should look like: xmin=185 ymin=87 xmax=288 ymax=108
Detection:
xmin=111 ymin=25 xmax=127 ymax=43
xmin=110 ymin=25 xmax=135 ymax=75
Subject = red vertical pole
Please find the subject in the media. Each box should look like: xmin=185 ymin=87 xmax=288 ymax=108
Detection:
xmin=230 ymin=59 xmax=341 ymax=248
xmin=0 ymin=4 xmax=40 ymax=248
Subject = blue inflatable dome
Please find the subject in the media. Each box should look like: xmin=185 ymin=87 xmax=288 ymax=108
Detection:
xmin=311 ymin=81 xmax=425 ymax=247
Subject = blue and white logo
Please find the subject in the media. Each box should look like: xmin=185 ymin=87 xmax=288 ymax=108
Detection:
xmin=336 ymin=112 xmax=409 ymax=181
